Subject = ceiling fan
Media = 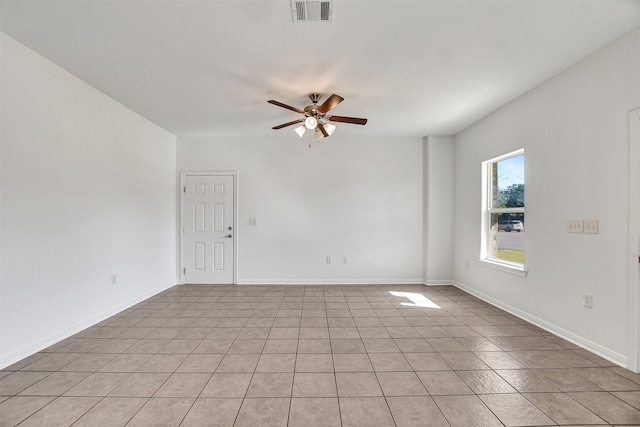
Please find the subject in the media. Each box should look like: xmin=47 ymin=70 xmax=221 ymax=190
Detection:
xmin=268 ymin=93 xmax=367 ymax=141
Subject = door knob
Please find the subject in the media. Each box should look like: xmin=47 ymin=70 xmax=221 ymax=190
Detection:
xmin=225 ymin=234 xmax=232 ymax=238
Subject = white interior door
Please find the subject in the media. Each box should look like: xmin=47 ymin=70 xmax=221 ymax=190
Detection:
xmin=183 ymin=174 xmax=235 ymax=284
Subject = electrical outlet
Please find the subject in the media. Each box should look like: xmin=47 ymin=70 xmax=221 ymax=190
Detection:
xmin=582 ymin=293 xmax=593 ymax=309
xmin=465 ymin=260 xmax=470 ymax=270
xmin=249 ymin=218 xmax=257 ymax=226
xmin=567 ymin=220 xmax=583 ymax=233
xmin=111 ymin=274 xmax=117 ymax=285
xmin=326 ymin=256 xmax=332 ymax=264
xmin=584 ymin=219 xmax=598 ymax=234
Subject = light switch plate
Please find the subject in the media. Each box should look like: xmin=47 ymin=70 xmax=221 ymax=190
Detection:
xmin=584 ymin=219 xmax=598 ymax=234
xmin=567 ymin=220 xmax=583 ymax=233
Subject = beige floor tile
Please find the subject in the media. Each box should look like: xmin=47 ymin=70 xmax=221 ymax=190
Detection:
xmin=236 ymin=327 xmax=270 ymax=339
xmin=480 ymin=393 xmax=555 ymax=426
xmin=425 ymin=337 xmax=468 ymax=352
xmin=507 ymin=350 xmax=565 ymax=368
xmin=292 ymin=372 xmax=337 ymax=397
xmin=404 ymin=352 xmax=450 ymax=371
xmin=19 ymin=372 xmax=91 ymax=396
xmin=474 ymin=351 xmax=528 ymax=369
xmin=362 ymin=338 xmax=401 ymax=353
xmin=234 ymin=397 xmax=290 ymax=427
xmin=246 ymin=372 xmax=293 ymax=397
xmin=0 ymin=396 xmax=55 ymax=426
xmin=386 ymin=396 xmax=449 ymax=427
xmin=181 ymin=397 xmax=242 ymax=427
xmin=297 ymin=338 xmax=331 ymax=353
xmin=138 ymin=354 xmax=188 ymax=372
xmin=335 ymin=372 xmax=383 ymax=397
xmin=330 ymin=338 xmax=366 ymax=353
xmin=215 ymin=354 xmax=259 ymax=373
xmin=153 ymin=372 xmax=211 ymax=397
xmin=339 ymin=397 xmax=395 ymax=427
xmin=192 ymin=339 xmax=234 ymax=354
xmin=200 ymin=373 xmax=252 ymax=397
xmin=332 ymin=354 xmax=373 ymax=372
xmin=97 ymin=353 xmax=151 ymax=372
xmin=433 ymin=395 xmax=503 ymax=427
xmin=295 ymin=353 xmax=334 ymax=372
xmin=416 ymin=371 xmax=473 ymax=395
xmin=535 ymin=368 xmax=602 ymax=391
xmin=457 ymin=369 xmax=517 ymax=394
xmin=126 ymin=397 xmax=194 ymax=427
xmin=19 ymin=396 xmax=100 ymax=427
xmin=227 ymin=339 xmax=266 ymax=354
xmin=256 ymin=353 xmax=297 ymax=372
xmin=20 ymin=352 xmax=83 ymax=372
xmin=523 ymin=392 xmax=606 ymax=425
xmin=63 ymin=372 xmax=129 ymax=396
xmin=0 ymin=371 xmax=51 ymax=396
xmin=368 ymin=353 xmax=412 ymax=371
xmin=495 ymin=369 xmax=560 ymax=392
xmin=72 ymin=397 xmax=146 ymax=426
xmin=568 ymin=391 xmax=640 ymax=424
xmin=109 ymin=372 xmax=170 ymax=397
xmin=376 ymin=371 xmax=427 ymax=396
xmin=612 ymin=390 xmax=640 ymax=410
xmin=288 ymin=397 xmax=341 ymax=427
xmin=439 ymin=351 xmax=489 ymax=370
xmin=8 ymin=284 xmax=640 ymax=427
xmin=176 ymin=353 xmax=223 ymax=373
xmin=262 ymin=339 xmax=298 ymax=354
xmin=572 ymin=367 xmax=640 ymax=390
xmin=393 ymin=338 xmax=434 ymax=352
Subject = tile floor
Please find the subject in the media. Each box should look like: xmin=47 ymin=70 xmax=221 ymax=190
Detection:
xmin=1 ymin=284 xmax=640 ymax=426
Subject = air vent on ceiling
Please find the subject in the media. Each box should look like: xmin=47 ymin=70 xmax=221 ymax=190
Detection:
xmin=292 ymin=1 xmax=332 ymax=22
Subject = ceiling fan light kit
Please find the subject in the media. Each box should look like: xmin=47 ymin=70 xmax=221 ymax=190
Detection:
xmin=268 ymin=93 xmax=367 ymax=147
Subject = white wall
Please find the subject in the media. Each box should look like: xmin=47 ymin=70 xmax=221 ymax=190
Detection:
xmin=424 ymin=136 xmax=455 ymax=283
xmin=178 ymin=136 xmax=424 ymax=284
xmin=453 ymin=29 xmax=640 ymax=366
xmin=0 ymin=33 xmax=178 ymax=368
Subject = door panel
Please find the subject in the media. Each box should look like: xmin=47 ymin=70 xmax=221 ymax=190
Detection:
xmin=184 ymin=174 xmax=235 ymax=284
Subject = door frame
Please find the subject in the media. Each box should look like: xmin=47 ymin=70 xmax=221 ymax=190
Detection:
xmin=629 ymin=108 xmax=640 ymax=373
xmin=180 ymin=171 xmax=238 ymax=285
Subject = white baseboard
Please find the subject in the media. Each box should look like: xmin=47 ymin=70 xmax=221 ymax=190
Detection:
xmin=0 ymin=282 xmax=177 ymax=370
xmin=425 ymin=280 xmax=456 ymax=286
xmin=236 ymin=279 xmax=426 ymax=286
xmin=452 ymin=280 xmax=629 ymax=368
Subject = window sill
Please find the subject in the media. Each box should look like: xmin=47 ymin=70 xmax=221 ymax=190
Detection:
xmin=477 ymin=258 xmax=528 ymax=277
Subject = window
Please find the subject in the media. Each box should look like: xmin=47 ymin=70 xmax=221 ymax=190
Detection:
xmin=481 ymin=149 xmax=526 ymax=274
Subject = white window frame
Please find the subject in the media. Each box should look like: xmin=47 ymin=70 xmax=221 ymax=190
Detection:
xmin=479 ymin=149 xmax=527 ymax=276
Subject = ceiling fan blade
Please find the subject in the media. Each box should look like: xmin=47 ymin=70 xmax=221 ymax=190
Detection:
xmin=319 ymin=123 xmax=329 ymax=137
xmin=272 ymin=119 xmax=304 ymax=130
xmin=327 ymin=115 xmax=368 ymax=125
xmin=268 ymin=99 xmax=306 ymax=115
xmin=317 ymin=94 xmax=344 ymax=114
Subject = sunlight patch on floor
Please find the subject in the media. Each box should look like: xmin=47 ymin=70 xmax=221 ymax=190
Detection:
xmin=389 ymin=291 xmax=441 ymax=309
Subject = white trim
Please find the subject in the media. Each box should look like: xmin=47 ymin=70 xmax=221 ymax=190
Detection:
xmin=236 ymin=279 xmax=426 ymax=286
xmin=179 ymin=171 xmax=238 ymax=285
xmin=425 ymin=280 xmax=456 ymax=286
xmin=477 ymin=258 xmax=528 ymax=277
xmin=453 ymin=280 xmax=628 ymax=368
xmin=628 ymin=108 xmax=640 ymax=373
xmin=0 ymin=281 xmax=176 ymax=370
xmin=480 ymin=148 xmax=526 ymax=271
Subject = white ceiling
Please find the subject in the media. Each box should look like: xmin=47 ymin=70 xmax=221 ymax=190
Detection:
xmin=1 ymin=1 xmax=639 ymax=138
